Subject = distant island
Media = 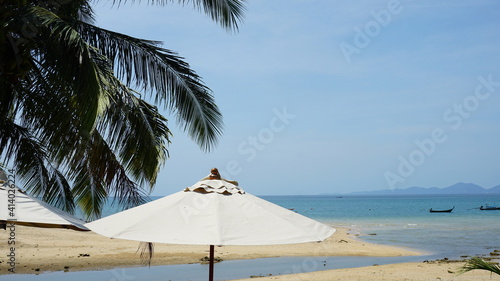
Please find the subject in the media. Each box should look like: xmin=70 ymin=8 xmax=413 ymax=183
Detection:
xmin=338 ymin=182 xmax=500 ymax=196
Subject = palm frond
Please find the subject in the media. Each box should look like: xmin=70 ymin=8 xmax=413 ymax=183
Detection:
xmin=137 ymin=242 xmax=155 ymax=267
xmin=70 ymin=129 xmax=150 ymax=219
xmin=20 ymin=58 xmax=83 ymax=164
xmin=0 ymin=118 xmax=76 ymax=213
xmin=2 ymin=0 xmax=240 ymax=219
xmin=80 ymin=23 xmax=223 ymax=151
xmin=89 ymin=130 xmax=150 ymax=209
xmin=71 ymin=162 xmax=107 ymax=220
xmin=12 ymin=15 xmax=161 ymax=216
xmin=100 ymin=83 xmax=171 ymax=186
xmin=30 ymin=6 xmax=108 ymax=133
xmin=458 ymin=256 xmax=500 ymax=276
xmin=107 ymin=0 xmax=246 ymax=31
xmin=184 ymin=0 xmax=246 ymax=31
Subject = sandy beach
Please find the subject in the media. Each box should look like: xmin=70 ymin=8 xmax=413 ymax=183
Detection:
xmin=229 ymin=261 xmax=497 ymax=281
xmin=0 ymin=225 xmax=496 ymax=280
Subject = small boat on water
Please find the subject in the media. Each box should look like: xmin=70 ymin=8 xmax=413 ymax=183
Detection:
xmin=480 ymin=205 xmax=500 ymax=210
xmin=429 ymin=206 xmax=454 ymax=213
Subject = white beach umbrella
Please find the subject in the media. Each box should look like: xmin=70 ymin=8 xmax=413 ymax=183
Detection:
xmin=0 ymin=171 xmax=88 ymax=231
xmin=85 ymin=169 xmax=335 ymax=281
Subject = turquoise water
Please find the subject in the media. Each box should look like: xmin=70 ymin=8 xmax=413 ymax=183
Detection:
xmin=261 ymin=194 xmax=500 ymax=259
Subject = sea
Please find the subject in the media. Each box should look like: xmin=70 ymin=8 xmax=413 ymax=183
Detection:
xmin=3 ymin=194 xmax=500 ymax=281
xmin=262 ymin=194 xmax=500 ymax=259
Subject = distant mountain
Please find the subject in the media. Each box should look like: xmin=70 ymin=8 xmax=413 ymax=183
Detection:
xmin=348 ymin=182 xmax=500 ymax=195
xmin=489 ymin=185 xmax=500 ymax=194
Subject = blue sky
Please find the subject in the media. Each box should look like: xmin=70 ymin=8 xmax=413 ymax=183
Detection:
xmin=93 ymin=0 xmax=500 ymax=195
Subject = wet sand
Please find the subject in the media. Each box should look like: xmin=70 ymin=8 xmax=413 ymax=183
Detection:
xmin=0 ymin=225 xmax=417 ymax=274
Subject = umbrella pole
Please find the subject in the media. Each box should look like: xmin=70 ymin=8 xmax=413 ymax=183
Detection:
xmin=209 ymin=245 xmax=215 ymax=281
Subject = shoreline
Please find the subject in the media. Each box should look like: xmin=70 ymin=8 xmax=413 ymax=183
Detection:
xmin=0 ymin=225 xmax=421 ymax=275
xmin=1 ymin=225 xmax=497 ymax=280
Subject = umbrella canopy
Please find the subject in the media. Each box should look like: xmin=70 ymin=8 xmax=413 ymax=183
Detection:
xmin=86 ymin=169 xmax=335 ymax=280
xmin=0 ymin=172 xmax=88 ymax=231
xmin=86 ymin=178 xmax=334 ymax=245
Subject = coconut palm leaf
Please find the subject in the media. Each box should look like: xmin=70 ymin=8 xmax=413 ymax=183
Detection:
xmin=30 ymin=6 xmax=107 ymax=133
xmin=79 ymin=23 xmax=223 ymax=151
xmin=0 ymin=0 xmax=245 ymax=219
xmin=110 ymin=0 xmax=246 ymax=31
xmin=459 ymin=256 xmax=500 ymax=276
xmin=100 ymin=89 xmax=171 ymax=186
xmin=70 ymin=128 xmax=151 ymax=219
xmin=0 ymin=118 xmax=76 ymax=213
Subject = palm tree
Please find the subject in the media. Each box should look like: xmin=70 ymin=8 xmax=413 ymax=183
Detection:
xmin=459 ymin=256 xmax=500 ymax=276
xmin=0 ymin=0 xmax=245 ymax=219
